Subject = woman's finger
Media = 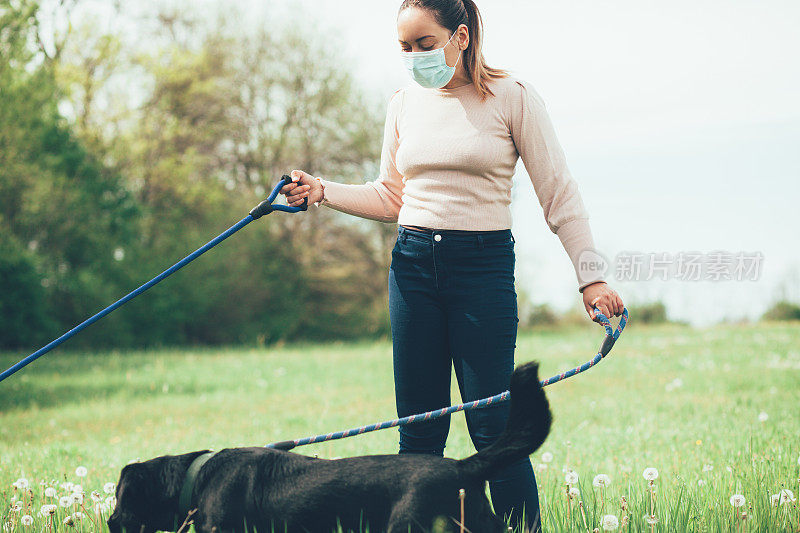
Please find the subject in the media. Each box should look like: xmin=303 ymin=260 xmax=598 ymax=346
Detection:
xmin=281 ymin=182 xmax=299 ymax=194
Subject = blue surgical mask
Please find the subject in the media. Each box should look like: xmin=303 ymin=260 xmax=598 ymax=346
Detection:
xmin=401 ymin=32 xmax=461 ymax=89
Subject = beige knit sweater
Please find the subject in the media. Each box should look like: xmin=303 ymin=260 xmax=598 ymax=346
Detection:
xmin=318 ymin=76 xmax=605 ymax=291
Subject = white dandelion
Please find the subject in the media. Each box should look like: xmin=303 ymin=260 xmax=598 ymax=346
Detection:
xmin=20 ymin=515 xmax=33 ymax=526
xmin=779 ymin=489 xmax=796 ymax=505
xmin=13 ymin=478 xmax=30 ymax=490
xmin=697 ymin=479 xmax=707 ymax=487
xmin=568 ymin=487 xmax=580 ymax=499
xmin=537 ymin=463 xmax=548 ymax=472
xmin=565 ymin=471 xmax=579 ymax=485
xmin=642 ymin=468 xmax=659 ymax=481
xmin=91 ymin=491 xmax=103 ymax=503
xmin=59 ymin=496 xmax=72 ymax=507
xmin=70 ymin=492 xmax=83 ymax=505
xmin=601 ymin=514 xmax=619 ymax=531
xmin=643 ymin=514 xmax=659 ymax=525
xmin=14 ymin=501 xmax=24 ymax=511
xmin=702 ymin=464 xmax=713 ymax=472
xmin=63 ymin=515 xmax=75 ymax=527
xmin=758 ymin=411 xmax=769 ymax=422
xmin=71 ymin=484 xmax=83 ymax=495
xmin=105 ymin=496 xmax=116 ymax=507
xmin=730 ymin=494 xmax=746 ymax=507
xmin=39 ymin=504 xmax=57 ymax=517
xmin=541 ymin=452 xmax=554 ymax=464
xmin=593 ymin=474 xmax=611 ymax=488
xmin=103 ymin=482 xmax=116 ymax=495
xmin=75 ymin=466 xmax=88 ymax=478
xmin=44 ymin=487 xmax=57 ymax=498
xmin=60 ymin=481 xmax=74 ymax=492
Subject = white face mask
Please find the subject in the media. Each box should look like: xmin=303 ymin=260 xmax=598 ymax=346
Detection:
xmin=400 ymin=32 xmax=461 ymax=89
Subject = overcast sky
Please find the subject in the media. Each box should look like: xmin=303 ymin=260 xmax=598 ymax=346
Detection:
xmin=73 ymin=0 xmax=800 ymax=324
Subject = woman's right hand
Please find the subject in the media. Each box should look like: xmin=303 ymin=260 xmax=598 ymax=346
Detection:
xmin=281 ymin=170 xmax=324 ymax=207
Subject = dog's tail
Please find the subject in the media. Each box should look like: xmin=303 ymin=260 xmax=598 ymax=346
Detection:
xmin=457 ymin=361 xmax=552 ymax=481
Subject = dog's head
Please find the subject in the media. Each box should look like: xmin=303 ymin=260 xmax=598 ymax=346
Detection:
xmin=107 ymin=451 xmax=210 ymax=533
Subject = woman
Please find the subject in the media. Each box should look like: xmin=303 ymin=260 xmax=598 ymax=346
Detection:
xmin=281 ymin=0 xmax=624 ymax=530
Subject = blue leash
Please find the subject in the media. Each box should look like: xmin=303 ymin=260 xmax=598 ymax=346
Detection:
xmin=0 ymin=176 xmax=306 ymax=383
xmin=266 ymin=307 xmax=628 ymax=451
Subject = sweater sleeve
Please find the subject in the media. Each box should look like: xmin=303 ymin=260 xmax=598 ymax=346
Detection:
xmin=508 ymin=80 xmax=606 ymax=290
xmin=317 ymin=90 xmax=405 ymax=222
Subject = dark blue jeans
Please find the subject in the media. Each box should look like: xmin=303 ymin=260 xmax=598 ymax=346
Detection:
xmin=388 ymin=225 xmax=541 ymax=532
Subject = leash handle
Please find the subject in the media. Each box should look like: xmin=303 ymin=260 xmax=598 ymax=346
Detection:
xmin=250 ymin=175 xmax=308 ymax=219
xmin=591 ymin=306 xmax=628 ymax=356
xmin=266 ymin=306 xmax=629 ymax=450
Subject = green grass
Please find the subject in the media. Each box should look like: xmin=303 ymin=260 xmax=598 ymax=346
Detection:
xmin=1 ymin=321 xmax=799 ymax=532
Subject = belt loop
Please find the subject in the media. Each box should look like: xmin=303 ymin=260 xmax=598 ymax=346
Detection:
xmin=399 ymin=227 xmax=407 ymax=245
xmin=476 ymin=234 xmax=484 ymax=250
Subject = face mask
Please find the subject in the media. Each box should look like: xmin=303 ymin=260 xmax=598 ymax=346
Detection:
xmin=400 ymin=32 xmax=461 ymax=89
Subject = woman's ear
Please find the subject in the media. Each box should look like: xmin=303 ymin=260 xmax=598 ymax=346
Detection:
xmin=456 ymin=23 xmax=470 ymax=50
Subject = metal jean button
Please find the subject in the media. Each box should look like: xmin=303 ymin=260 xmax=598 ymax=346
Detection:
xmin=433 ymin=234 xmax=442 ymax=242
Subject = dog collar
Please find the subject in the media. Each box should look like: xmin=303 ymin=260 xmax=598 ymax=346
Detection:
xmin=177 ymin=451 xmax=217 ymax=521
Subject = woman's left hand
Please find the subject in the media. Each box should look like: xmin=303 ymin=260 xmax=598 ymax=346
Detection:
xmin=582 ymin=281 xmax=624 ymax=320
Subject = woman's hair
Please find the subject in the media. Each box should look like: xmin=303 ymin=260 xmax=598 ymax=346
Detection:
xmin=399 ymin=0 xmax=507 ymax=99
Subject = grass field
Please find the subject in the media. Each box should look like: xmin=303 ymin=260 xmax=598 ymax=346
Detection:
xmin=1 ymin=321 xmax=799 ymax=532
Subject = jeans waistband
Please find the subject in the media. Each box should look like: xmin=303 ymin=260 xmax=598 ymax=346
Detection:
xmin=398 ymin=225 xmax=514 ymax=245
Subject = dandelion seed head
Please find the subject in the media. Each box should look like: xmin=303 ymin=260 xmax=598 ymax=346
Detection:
xmin=642 ymin=467 xmax=659 ymax=481
xmin=13 ymin=478 xmax=30 ymax=490
xmin=757 ymin=411 xmax=768 ymax=423
xmin=14 ymin=501 xmax=24 ymax=511
xmin=643 ymin=514 xmax=659 ymax=525
xmin=730 ymin=494 xmax=746 ymax=507
xmin=60 ymin=481 xmax=74 ymax=492
xmin=593 ymin=474 xmax=611 ymax=488
xmin=75 ymin=466 xmax=87 ymax=478
xmin=568 ymin=487 xmax=580 ymax=499
xmin=44 ymin=487 xmax=57 ymax=498
xmin=39 ymin=504 xmax=57 ymax=517
xmin=541 ymin=452 xmax=553 ymax=463
xmin=565 ymin=470 xmax=579 ymax=485
xmin=779 ymin=489 xmax=796 ymax=505
xmin=20 ymin=515 xmax=33 ymax=526
xmin=103 ymin=482 xmax=116 ymax=495
xmin=702 ymin=464 xmax=713 ymax=472
xmin=91 ymin=491 xmax=102 ymax=503
xmin=105 ymin=496 xmax=116 ymax=508
xmin=59 ymin=496 xmax=72 ymax=507
xmin=601 ymin=514 xmax=619 ymax=531
xmin=71 ymin=484 xmax=83 ymax=495
xmin=70 ymin=492 xmax=83 ymax=505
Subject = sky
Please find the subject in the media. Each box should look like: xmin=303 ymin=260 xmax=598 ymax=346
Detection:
xmin=67 ymin=0 xmax=800 ymax=325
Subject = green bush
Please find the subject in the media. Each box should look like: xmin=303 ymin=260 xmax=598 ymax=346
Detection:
xmin=626 ymin=301 xmax=668 ymax=324
xmin=762 ymin=301 xmax=800 ymax=321
xmin=0 ymin=229 xmax=56 ymax=348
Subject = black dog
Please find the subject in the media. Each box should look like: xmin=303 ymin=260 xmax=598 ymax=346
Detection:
xmin=108 ymin=361 xmax=552 ymax=533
